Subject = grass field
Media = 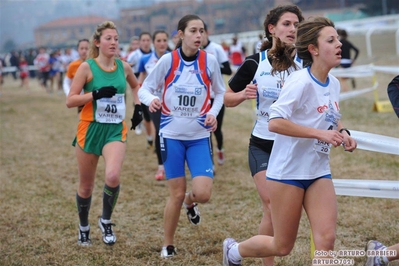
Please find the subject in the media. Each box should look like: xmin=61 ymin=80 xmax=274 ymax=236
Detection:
xmin=1 ymin=37 xmax=398 ymax=265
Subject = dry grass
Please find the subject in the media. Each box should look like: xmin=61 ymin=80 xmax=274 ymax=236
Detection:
xmin=1 ymin=34 xmax=398 ymax=265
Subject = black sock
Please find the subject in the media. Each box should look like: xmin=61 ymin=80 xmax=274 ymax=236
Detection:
xmin=76 ymin=194 xmax=91 ymax=227
xmin=102 ymin=184 xmax=120 ymax=220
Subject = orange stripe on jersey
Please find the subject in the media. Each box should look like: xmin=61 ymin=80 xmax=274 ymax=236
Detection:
xmin=121 ymin=121 xmax=127 ymax=141
xmin=197 ymin=50 xmax=211 ymax=115
xmin=80 ymin=98 xmax=94 ymax=121
xmin=76 ymin=121 xmax=90 ymax=149
xmin=162 ymin=50 xmax=181 ymax=113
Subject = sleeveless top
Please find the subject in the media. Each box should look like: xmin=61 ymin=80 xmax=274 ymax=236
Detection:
xmin=80 ymin=58 xmax=126 ymax=123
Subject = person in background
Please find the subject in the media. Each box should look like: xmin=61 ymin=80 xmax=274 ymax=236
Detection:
xmin=366 ymin=240 xmax=399 ymax=266
xmin=19 ymin=56 xmax=30 ymax=92
xmin=26 ymin=48 xmax=37 ymax=79
xmin=127 ymin=32 xmax=154 ymax=142
xmin=137 ymin=30 xmax=170 ymax=181
xmin=224 ymin=5 xmax=304 ymax=266
xmin=139 ymin=14 xmax=225 ymax=258
xmin=223 ymin=16 xmax=357 ymax=266
xmin=337 ymin=28 xmax=359 ymax=92
xmin=9 ymin=51 xmax=20 ymax=80
xmin=66 ymin=21 xmax=142 ymax=247
xmin=49 ymin=50 xmax=62 ymax=94
xmin=0 ymin=57 xmax=3 ymax=95
xmin=387 ymin=75 xmax=399 ymax=118
xmin=229 ymin=34 xmax=246 ymax=68
xmin=63 ymin=39 xmax=90 ymax=114
xmin=253 ymin=33 xmax=263 ymax=54
xmin=34 ymin=47 xmax=50 ymax=92
xmin=201 ymin=22 xmax=232 ymax=167
xmin=170 ymin=30 xmax=180 ymax=49
xmin=124 ymin=36 xmax=140 ymax=61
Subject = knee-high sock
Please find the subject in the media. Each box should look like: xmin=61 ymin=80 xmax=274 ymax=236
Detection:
xmin=102 ymin=184 xmax=120 ymax=220
xmin=76 ymin=194 xmax=91 ymax=227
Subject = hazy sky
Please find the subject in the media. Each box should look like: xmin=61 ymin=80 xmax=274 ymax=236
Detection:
xmin=0 ymin=0 xmax=167 ymax=48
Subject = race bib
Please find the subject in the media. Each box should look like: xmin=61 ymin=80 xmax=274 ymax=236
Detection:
xmin=95 ymin=93 xmax=125 ymax=123
xmin=313 ymin=139 xmax=331 ymax=155
xmin=169 ymin=84 xmax=206 ymax=117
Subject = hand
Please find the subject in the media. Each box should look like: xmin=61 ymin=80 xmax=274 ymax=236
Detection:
xmin=130 ymin=104 xmax=143 ymax=130
xmin=243 ymin=83 xmax=257 ymax=100
xmin=204 ymin=114 xmax=217 ymax=132
xmin=149 ymin=98 xmax=162 ymax=112
xmin=92 ymin=86 xmax=117 ymax=100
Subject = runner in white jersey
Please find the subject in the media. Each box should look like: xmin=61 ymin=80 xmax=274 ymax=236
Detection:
xmin=201 ymin=22 xmax=232 ymax=167
xmin=224 ymin=5 xmax=304 ymax=266
xmin=223 ymin=16 xmax=357 ymax=266
xmin=139 ymin=14 xmax=225 ymax=259
xmin=127 ymin=32 xmax=154 ymax=142
xmin=137 ymin=30 xmax=170 ymax=181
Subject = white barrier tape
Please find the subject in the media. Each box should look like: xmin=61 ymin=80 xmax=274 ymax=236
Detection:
xmin=333 ymin=179 xmax=399 ymax=199
xmin=372 ymin=65 xmax=399 ymax=75
xmin=2 ymin=66 xmax=38 ymax=73
xmin=339 ymin=82 xmax=378 ymax=101
xmin=330 ymin=65 xmax=375 ymax=78
xmin=351 ymin=130 xmax=399 ymax=155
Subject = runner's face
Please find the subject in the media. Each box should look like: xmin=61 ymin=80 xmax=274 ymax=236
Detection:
xmin=154 ymin=33 xmax=168 ymax=55
xmin=315 ymin=26 xmax=342 ymax=68
xmin=130 ymin=40 xmax=139 ymax=51
xmin=140 ymin=34 xmax=152 ymax=52
xmin=99 ymin=29 xmax=119 ymax=57
xmin=181 ymin=19 xmax=204 ymax=52
xmin=269 ymin=12 xmax=300 ymax=45
xmin=78 ymin=41 xmax=89 ymax=60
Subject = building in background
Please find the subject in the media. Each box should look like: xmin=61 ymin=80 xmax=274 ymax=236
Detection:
xmin=34 ymin=16 xmax=111 ymax=48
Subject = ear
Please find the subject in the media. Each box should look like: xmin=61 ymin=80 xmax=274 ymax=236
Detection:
xmin=308 ymin=44 xmax=318 ymax=56
xmin=268 ymin=24 xmax=275 ymax=35
xmin=178 ymin=30 xmax=184 ymax=40
xmin=94 ymin=39 xmax=100 ymax=48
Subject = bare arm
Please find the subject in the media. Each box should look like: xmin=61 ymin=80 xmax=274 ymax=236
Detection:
xmin=224 ymin=84 xmax=257 ymax=107
xmin=66 ymin=62 xmax=93 ymax=108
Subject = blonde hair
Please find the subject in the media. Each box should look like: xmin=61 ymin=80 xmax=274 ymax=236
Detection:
xmin=89 ymin=21 xmax=118 ymax=58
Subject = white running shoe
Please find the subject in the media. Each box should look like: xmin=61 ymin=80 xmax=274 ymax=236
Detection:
xmin=160 ymin=245 xmax=176 ymax=258
xmin=98 ymin=218 xmax=116 ymax=245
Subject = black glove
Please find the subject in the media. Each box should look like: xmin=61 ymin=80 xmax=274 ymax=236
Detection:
xmin=92 ymin=86 xmax=117 ymax=100
xmin=130 ymin=104 xmax=143 ymax=130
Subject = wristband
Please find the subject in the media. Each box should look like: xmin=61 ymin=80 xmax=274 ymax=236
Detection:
xmin=339 ymin=128 xmax=351 ymax=136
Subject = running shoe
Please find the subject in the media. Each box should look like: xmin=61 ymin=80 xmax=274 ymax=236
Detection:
xmin=160 ymin=245 xmax=177 ymax=258
xmin=217 ymin=149 xmax=225 ymax=165
xmin=185 ymin=203 xmax=201 ymax=225
xmin=223 ymin=238 xmax=242 ymax=266
xmin=155 ymin=169 xmax=165 ymax=181
xmin=135 ymin=123 xmax=142 ymax=135
xmin=78 ymin=229 xmax=92 ymax=246
xmin=365 ymin=240 xmax=388 ymax=266
xmin=147 ymin=139 xmax=154 ymax=149
xmin=98 ymin=218 xmax=116 ymax=245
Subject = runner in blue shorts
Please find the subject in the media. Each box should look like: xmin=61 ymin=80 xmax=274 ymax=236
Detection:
xmin=139 ymin=14 xmax=225 ymax=258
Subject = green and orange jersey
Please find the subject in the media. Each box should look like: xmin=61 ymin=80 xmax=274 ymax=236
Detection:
xmin=80 ymin=58 xmax=126 ymax=122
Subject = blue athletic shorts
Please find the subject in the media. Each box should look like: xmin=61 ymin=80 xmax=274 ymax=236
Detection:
xmin=160 ymin=136 xmax=214 ymax=179
xmin=266 ymin=174 xmax=332 ymax=190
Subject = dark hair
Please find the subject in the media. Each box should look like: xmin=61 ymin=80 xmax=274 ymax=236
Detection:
xmin=152 ymin=30 xmax=168 ymax=42
xmin=337 ymin=28 xmax=348 ymax=39
xmin=175 ymin=14 xmax=204 ymax=50
xmin=139 ymin=32 xmax=151 ymax=40
xmin=296 ymin=17 xmax=336 ymax=67
xmin=77 ymin=39 xmax=89 ymax=48
xmin=260 ymin=5 xmax=304 ymax=52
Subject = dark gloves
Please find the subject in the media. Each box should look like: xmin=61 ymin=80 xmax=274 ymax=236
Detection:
xmin=130 ymin=104 xmax=143 ymax=130
xmin=92 ymin=86 xmax=117 ymax=100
